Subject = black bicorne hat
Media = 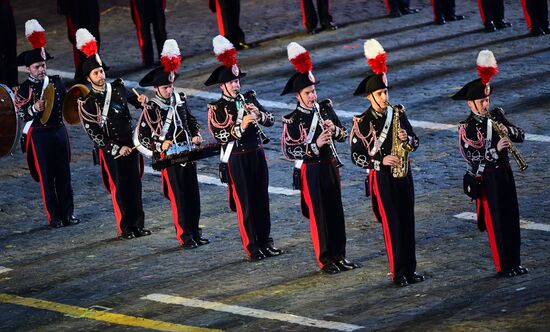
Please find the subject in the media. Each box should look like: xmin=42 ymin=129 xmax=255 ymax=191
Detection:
xmin=353 ymin=73 xmax=388 ymax=96
xmin=18 ymin=19 xmax=53 ymax=67
xmin=281 ymin=42 xmax=317 ymax=95
xmin=354 ymin=39 xmax=388 ymax=96
xmin=452 ymin=50 xmax=499 ymax=101
xmin=139 ymin=66 xmax=181 ymax=87
xmin=205 ymin=35 xmax=246 ymax=86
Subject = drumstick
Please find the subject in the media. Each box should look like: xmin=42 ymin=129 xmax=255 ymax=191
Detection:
xmin=132 ymin=88 xmax=140 ymax=97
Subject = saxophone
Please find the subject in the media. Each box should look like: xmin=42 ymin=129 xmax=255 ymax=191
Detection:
xmin=389 ymin=104 xmax=413 ymax=178
xmin=489 ymin=115 xmax=528 ymax=172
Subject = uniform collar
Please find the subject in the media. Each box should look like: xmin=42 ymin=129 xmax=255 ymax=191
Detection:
xmin=27 ymin=75 xmax=43 ymax=84
xmin=222 ymin=94 xmax=236 ymax=102
xmin=297 ymin=104 xmax=312 ymax=114
xmin=471 ymin=112 xmax=487 ymax=123
xmin=370 ymin=107 xmax=386 ymax=119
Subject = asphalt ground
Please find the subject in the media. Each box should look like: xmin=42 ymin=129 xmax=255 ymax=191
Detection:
xmin=1 ymin=0 xmax=549 ymax=331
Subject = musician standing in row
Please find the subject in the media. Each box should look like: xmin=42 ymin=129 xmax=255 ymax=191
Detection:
xmin=76 ymin=28 xmax=150 ymax=240
xmin=135 ymin=39 xmax=209 ymax=249
xmin=57 ymin=0 xmax=101 ymax=80
xmin=14 ymin=20 xmax=79 ymax=228
xmin=130 ymin=0 xmax=167 ymax=67
xmin=453 ymin=50 xmax=528 ymax=278
xmin=350 ymin=40 xmax=423 ymax=287
xmin=431 ymin=0 xmax=465 ymax=25
xmin=299 ymin=0 xmax=337 ymax=34
xmin=206 ymin=35 xmax=281 ymax=261
xmin=281 ymin=43 xmax=358 ymax=274
xmin=520 ymin=0 xmax=549 ymax=36
xmin=477 ymin=0 xmax=511 ymax=32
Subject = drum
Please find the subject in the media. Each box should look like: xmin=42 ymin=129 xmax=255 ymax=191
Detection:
xmin=0 ymin=84 xmax=20 ymax=157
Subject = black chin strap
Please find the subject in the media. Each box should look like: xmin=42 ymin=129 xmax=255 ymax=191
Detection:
xmin=370 ymin=92 xmax=384 ymax=111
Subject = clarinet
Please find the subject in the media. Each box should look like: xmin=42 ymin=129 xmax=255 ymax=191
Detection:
xmin=313 ymin=102 xmax=343 ymax=168
xmin=489 ymin=114 xmax=528 ymax=172
xmin=236 ymin=93 xmax=270 ymax=144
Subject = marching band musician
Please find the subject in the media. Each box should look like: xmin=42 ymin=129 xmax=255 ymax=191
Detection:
xmin=453 ymin=50 xmax=528 ymax=278
xmin=281 ymin=42 xmax=359 ymax=274
xmin=350 ymin=40 xmax=424 ymax=287
xmin=206 ymin=35 xmax=282 ymax=261
xmin=14 ymin=19 xmax=80 ymax=228
xmin=134 ymin=39 xmax=209 ymax=249
xmin=76 ymin=28 xmax=150 ymax=240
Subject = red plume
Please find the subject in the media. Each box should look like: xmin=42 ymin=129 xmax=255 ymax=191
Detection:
xmin=291 ymin=52 xmax=312 ymax=74
xmin=477 ymin=66 xmax=499 ymax=85
xmin=161 ymin=55 xmax=182 ymax=73
xmin=217 ymin=48 xmax=238 ymax=68
xmin=367 ymin=53 xmax=387 ymax=75
xmin=27 ymin=32 xmax=46 ymax=49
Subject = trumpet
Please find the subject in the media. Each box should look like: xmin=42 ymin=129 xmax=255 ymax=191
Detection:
xmin=489 ymin=115 xmax=528 ymax=172
xmin=236 ymin=93 xmax=270 ymax=144
xmin=313 ymin=102 xmax=343 ymax=168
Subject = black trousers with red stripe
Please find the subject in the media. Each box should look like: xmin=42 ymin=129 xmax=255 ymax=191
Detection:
xmin=130 ymin=0 xmax=167 ymax=66
xmin=227 ymin=148 xmax=272 ymax=256
xmin=300 ymin=0 xmax=333 ymax=32
xmin=59 ymin=0 xmax=100 ymax=79
xmin=370 ymin=169 xmax=417 ymax=281
xmin=385 ymin=0 xmax=412 ymax=14
xmin=476 ymin=166 xmax=521 ymax=273
xmin=300 ymin=161 xmax=346 ymax=268
xmin=161 ymin=162 xmax=201 ymax=246
xmin=477 ymin=0 xmax=505 ymax=24
xmin=521 ymin=0 xmax=549 ymax=31
xmin=432 ymin=0 xmax=456 ymax=20
xmin=98 ymin=149 xmax=145 ymax=235
xmin=27 ymin=125 xmax=74 ymax=225
xmin=214 ymin=0 xmax=245 ymax=46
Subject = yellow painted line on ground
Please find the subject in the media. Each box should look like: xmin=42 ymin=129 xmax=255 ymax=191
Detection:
xmin=0 ymin=293 xmax=221 ymax=332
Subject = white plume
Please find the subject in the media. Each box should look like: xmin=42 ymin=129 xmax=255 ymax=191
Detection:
xmin=476 ymin=49 xmax=497 ymax=68
xmin=287 ymin=42 xmax=307 ymax=61
xmin=25 ymin=19 xmax=44 ymax=37
xmin=213 ymin=35 xmax=234 ymax=55
xmin=363 ymin=39 xmax=385 ymax=60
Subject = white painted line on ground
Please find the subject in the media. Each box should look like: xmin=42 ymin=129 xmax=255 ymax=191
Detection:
xmin=454 ymin=212 xmax=550 ymax=232
xmin=0 ymin=266 xmax=13 ymax=274
xmin=142 ymin=293 xmax=364 ymax=332
xmin=143 ymin=166 xmax=299 ymax=196
xmin=38 ymin=68 xmax=550 ymax=143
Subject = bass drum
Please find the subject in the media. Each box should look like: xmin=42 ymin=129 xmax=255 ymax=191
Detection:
xmin=0 ymin=84 xmax=20 ymax=157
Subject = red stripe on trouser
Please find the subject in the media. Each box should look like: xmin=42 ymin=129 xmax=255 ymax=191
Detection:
xmin=131 ymin=0 xmax=146 ymax=63
xmin=162 ymin=170 xmax=185 ymax=245
xmin=227 ymin=165 xmax=250 ymax=255
xmin=371 ymin=170 xmax=396 ymax=279
xmin=66 ymin=16 xmax=81 ymax=70
xmin=29 ymin=129 xmax=52 ymax=223
xmin=99 ymin=150 xmax=123 ymax=235
xmin=431 ymin=0 xmax=437 ymax=20
xmin=520 ymin=0 xmax=533 ymax=30
xmin=480 ymin=193 xmax=502 ymax=272
xmin=384 ymin=0 xmax=391 ymax=13
xmin=300 ymin=164 xmax=323 ymax=268
xmin=215 ymin=0 xmax=225 ymax=36
xmin=477 ymin=0 xmax=486 ymax=23
xmin=300 ymin=0 xmax=308 ymax=29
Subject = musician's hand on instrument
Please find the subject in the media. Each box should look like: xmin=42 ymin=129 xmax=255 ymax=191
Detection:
xmin=161 ymin=140 xmax=172 ymax=151
xmin=383 ymin=155 xmax=400 ymax=166
xmin=119 ymin=146 xmax=132 ymax=156
xmin=34 ymin=100 xmax=45 ymax=112
xmin=246 ymin=103 xmax=260 ymax=116
xmin=398 ymin=128 xmax=409 ymax=142
xmin=323 ymin=119 xmax=336 ymax=133
xmin=137 ymin=94 xmax=148 ymax=107
xmin=497 ymin=123 xmax=509 ymax=135
xmin=497 ymin=137 xmax=511 ymax=151
xmin=191 ymin=136 xmax=203 ymax=145
xmin=242 ymin=114 xmax=256 ymax=129
xmin=316 ymin=129 xmax=332 ymax=147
